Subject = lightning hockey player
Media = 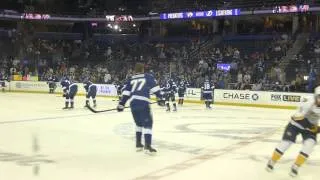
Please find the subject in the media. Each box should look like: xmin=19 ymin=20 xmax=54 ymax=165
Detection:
xmin=47 ymin=75 xmax=58 ymax=94
xmin=178 ymin=78 xmax=188 ymax=106
xmin=84 ymin=81 xmax=97 ymax=108
xmin=117 ymin=63 xmax=164 ymax=155
xmin=202 ymin=78 xmax=215 ymax=109
xmin=116 ymin=82 xmax=125 ymax=101
xmin=61 ymin=78 xmax=78 ymax=109
xmin=266 ymin=86 xmax=320 ymax=177
xmin=163 ymin=78 xmax=178 ymax=112
xmin=0 ymin=73 xmax=7 ymax=92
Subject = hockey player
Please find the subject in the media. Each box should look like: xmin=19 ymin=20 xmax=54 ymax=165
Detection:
xmin=202 ymin=78 xmax=214 ymax=109
xmin=84 ymin=81 xmax=97 ymax=108
xmin=61 ymin=78 xmax=78 ymax=109
xmin=0 ymin=73 xmax=7 ymax=92
xmin=47 ymin=75 xmax=58 ymax=94
xmin=117 ymin=63 xmax=164 ymax=155
xmin=163 ymin=78 xmax=178 ymax=112
xmin=116 ymin=82 xmax=125 ymax=101
xmin=178 ymin=78 xmax=188 ymax=106
xmin=266 ymin=86 xmax=320 ymax=177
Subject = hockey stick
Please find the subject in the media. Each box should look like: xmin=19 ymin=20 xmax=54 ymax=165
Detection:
xmin=86 ymin=105 xmax=128 ymax=113
xmin=87 ymin=102 xmax=158 ymax=113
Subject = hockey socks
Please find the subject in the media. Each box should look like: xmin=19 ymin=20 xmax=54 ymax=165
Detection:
xmin=93 ymin=99 xmax=97 ymax=107
xmin=290 ymin=139 xmax=315 ymax=176
xmin=136 ymin=132 xmax=143 ymax=151
xmin=144 ymin=133 xmax=152 ymax=147
xmin=70 ymin=101 xmax=74 ymax=108
xmin=173 ymin=103 xmax=177 ymax=111
xmin=205 ymin=101 xmax=211 ymax=108
xmin=143 ymin=128 xmax=156 ymax=154
xmin=166 ymin=103 xmax=170 ymax=111
xmin=63 ymin=101 xmax=69 ymax=109
xmin=178 ymin=99 xmax=184 ymax=105
xmin=136 ymin=131 xmax=142 ymax=145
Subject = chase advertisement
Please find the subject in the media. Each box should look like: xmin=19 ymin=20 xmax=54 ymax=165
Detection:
xmin=215 ymin=89 xmax=310 ymax=107
xmin=223 ymin=92 xmax=259 ymax=101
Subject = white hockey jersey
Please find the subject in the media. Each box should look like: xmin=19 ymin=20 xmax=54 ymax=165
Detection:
xmin=291 ymin=97 xmax=320 ymax=129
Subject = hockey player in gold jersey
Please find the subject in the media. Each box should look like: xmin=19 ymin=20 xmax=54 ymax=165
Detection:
xmin=266 ymin=86 xmax=320 ymax=177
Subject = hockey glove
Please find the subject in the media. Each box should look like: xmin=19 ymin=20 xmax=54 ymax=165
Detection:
xmin=306 ymin=126 xmax=319 ymax=134
xmin=117 ymin=104 xmax=125 ymax=112
xmin=291 ymin=112 xmax=305 ymax=121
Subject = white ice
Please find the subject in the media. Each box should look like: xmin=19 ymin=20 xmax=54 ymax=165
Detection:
xmin=0 ymin=93 xmax=319 ymax=180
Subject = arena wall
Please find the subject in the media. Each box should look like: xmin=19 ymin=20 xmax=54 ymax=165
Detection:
xmin=5 ymin=81 xmax=313 ymax=110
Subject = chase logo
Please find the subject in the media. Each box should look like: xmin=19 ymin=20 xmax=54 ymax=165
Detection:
xmin=223 ymin=93 xmax=259 ymax=101
xmin=251 ymin=94 xmax=259 ymax=101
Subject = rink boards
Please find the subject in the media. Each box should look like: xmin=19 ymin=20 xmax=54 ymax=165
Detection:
xmin=3 ymin=81 xmax=313 ymax=109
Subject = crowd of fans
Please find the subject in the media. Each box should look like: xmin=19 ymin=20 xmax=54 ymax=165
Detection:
xmin=0 ymin=26 xmax=316 ymax=93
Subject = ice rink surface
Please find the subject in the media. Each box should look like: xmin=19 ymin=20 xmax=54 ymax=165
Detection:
xmin=0 ymin=93 xmax=319 ymax=180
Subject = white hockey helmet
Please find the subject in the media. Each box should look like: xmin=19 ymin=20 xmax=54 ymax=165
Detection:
xmin=315 ymin=86 xmax=320 ymax=96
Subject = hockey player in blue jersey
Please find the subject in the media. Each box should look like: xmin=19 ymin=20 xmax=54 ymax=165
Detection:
xmin=163 ymin=78 xmax=178 ymax=111
xmin=61 ymin=78 xmax=78 ymax=109
xmin=178 ymin=78 xmax=188 ymax=106
xmin=0 ymin=73 xmax=7 ymax=92
xmin=84 ymin=81 xmax=97 ymax=108
xmin=47 ymin=75 xmax=58 ymax=94
xmin=115 ymin=82 xmax=125 ymax=101
xmin=202 ymin=78 xmax=215 ymax=109
xmin=117 ymin=63 xmax=164 ymax=155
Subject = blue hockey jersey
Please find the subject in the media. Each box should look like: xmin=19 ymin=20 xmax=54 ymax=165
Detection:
xmin=163 ymin=79 xmax=177 ymax=94
xmin=120 ymin=73 xmax=162 ymax=109
xmin=47 ymin=76 xmax=58 ymax=83
xmin=84 ymin=81 xmax=97 ymax=93
xmin=61 ymin=79 xmax=76 ymax=92
xmin=202 ymin=80 xmax=215 ymax=94
xmin=178 ymin=79 xmax=188 ymax=93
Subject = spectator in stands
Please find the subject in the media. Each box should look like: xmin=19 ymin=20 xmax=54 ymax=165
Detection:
xmin=236 ymin=71 xmax=243 ymax=89
xmin=314 ymin=41 xmax=320 ymax=54
xmin=10 ymin=66 xmax=17 ymax=75
xmin=307 ymin=69 xmax=317 ymax=93
xmin=295 ymin=73 xmax=304 ymax=91
xmin=233 ymin=48 xmax=240 ymax=59
xmin=104 ymin=72 xmax=111 ymax=84
xmin=230 ymin=60 xmax=238 ymax=82
xmin=252 ymin=80 xmax=262 ymax=91
xmin=243 ymin=72 xmax=251 ymax=90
